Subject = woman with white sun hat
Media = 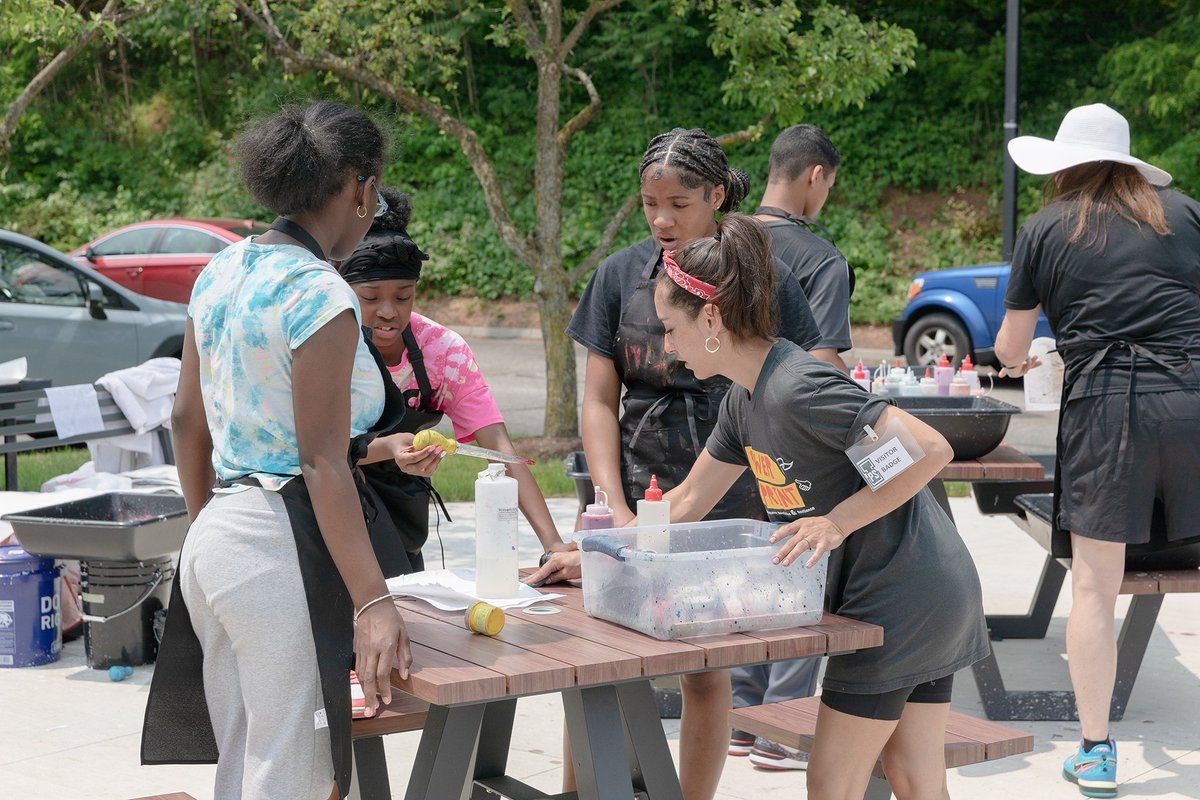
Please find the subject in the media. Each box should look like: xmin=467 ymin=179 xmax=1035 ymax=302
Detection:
xmin=995 ymin=102 xmax=1200 ymax=799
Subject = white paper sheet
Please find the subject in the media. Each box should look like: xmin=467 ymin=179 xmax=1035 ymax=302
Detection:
xmin=44 ymin=384 xmax=106 ymax=439
xmin=385 ymin=568 xmax=562 ymax=611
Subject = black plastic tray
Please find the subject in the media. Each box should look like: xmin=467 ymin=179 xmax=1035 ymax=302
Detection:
xmin=3 ymin=492 xmax=188 ymax=561
xmin=891 ymin=395 xmax=1021 ymax=461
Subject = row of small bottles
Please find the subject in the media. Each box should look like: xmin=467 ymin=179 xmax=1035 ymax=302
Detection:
xmin=852 ymin=354 xmax=982 ymax=397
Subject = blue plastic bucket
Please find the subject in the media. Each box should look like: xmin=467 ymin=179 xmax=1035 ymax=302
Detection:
xmin=0 ymin=544 xmax=63 ymax=667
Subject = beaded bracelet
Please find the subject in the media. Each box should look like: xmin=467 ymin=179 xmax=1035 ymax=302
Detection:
xmin=353 ymin=593 xmax=394 ymax=623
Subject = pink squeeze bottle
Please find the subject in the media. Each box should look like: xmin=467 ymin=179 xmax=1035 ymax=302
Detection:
xmin=581 ymin=487 xmax=615 ymax=530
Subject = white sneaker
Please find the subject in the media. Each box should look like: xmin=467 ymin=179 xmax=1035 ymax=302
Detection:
xmin=749 ymin=737 xmax=809 ymax=770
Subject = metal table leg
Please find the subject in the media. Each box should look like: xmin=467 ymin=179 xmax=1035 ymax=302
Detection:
xmin=470 ymin=698 xmax=519 ymax=800
xmin=405 ymin=703 xmax=486 ymax=800
xmin=563 ymin=685 xmax=637 ymax=799
xmin=986 ymin=553 xmax=1069 ymax=640
xmin=616 ymin=681 xmax=684 ymax=799
xmin=352 ymin=736 xmax=392 ymax=800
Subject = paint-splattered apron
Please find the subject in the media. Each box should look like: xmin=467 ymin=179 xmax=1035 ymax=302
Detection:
xmin=612 ymin=247 xmax=762 ymax=518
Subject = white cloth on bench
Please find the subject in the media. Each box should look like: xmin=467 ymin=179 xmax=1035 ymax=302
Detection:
xmin=90 ymin=358 xmax=180 ymax=473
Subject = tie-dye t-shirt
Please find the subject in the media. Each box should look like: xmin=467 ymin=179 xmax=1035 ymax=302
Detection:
xmin=386 ymin=312 xmax=503 ymax=441
xmin=189 ymin=238 xmax=385 ymax=490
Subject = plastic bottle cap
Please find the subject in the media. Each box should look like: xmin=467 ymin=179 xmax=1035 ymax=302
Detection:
xmin=853 ymin=361 xmax=866 ymax=379
xmin=925 ymin=368 xmax=932 ymax=378
xmin=937 ymin=354 xmax=950 ymax=367
xmin=962 ymin=354 xmax=974 ymax=369
xmin=644 ymin=475 xmax=663 ymax=501
xmin=586 ymin=486 xmax=611 ymax=516
xmin=479 ymin=463 xmax=508 ymax=480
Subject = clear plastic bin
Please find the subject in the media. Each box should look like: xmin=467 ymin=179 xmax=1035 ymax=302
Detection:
xmin=575 ymin=519 xmax=827 ymax=640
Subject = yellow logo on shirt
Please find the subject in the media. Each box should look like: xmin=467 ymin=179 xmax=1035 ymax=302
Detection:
xmin=744 ymin=445 xmax=805 ymax=510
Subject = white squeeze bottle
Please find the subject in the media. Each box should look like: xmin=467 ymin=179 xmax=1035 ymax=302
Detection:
xmin=474 ymin=463 xmax=519 ymax=598
xmin=959 ymin=353 xmax=979 ymax=393
xmin=636 ymin=474 xmax=672 ymax=554
xmin=852 ymin=360 xmax=871 ymax=392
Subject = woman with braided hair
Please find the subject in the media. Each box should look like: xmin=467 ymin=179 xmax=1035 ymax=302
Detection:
xmin=532 ymin=128 xmax=821 ymax=798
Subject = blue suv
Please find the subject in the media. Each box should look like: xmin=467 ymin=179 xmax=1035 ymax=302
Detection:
xmin=891 ymin=262 xmax=1052 ymax=368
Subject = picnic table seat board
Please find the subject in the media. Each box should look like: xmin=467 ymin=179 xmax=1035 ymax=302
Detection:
xmin=730 ymin=696 xmax=1034 ymax=800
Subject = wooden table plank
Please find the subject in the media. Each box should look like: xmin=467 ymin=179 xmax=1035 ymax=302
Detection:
xmin=514 ymin=601 xmax=708 ymax=676
xmin=806 ymin=614 xmax=885 ymax=654
xmin=1147 ymin=569 xmax=1200 ymax=594
xmin=400 ymin=614 xmax=576 ymax=697
xmin=391 ymin=642 xmax=507 ymax=706
xmin=677 ymin=632 xmax=769 ymax=669
xmin=398 ymin=599 xmax=643 ymax=687
xmin=936 ymin=444 xmax=1045 ymax=482
xmin=351 ymin=690 xmax=429 ymax=739
xmin=1121 ymin=572 xmax=1168 ymax=595
xmin=740 ymin=625 xmax=830 ymax=660
xmin=947 ymin=715 xmax=1035 ymax=761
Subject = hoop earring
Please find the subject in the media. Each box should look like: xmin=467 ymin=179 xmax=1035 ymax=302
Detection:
xmin=704 ymin=335 xmax=721 ymax=354
xmin=356 ymin=204 xmax=367 ymax=218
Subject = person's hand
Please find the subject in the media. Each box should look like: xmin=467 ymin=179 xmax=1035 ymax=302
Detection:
xmin=354 ymin=600 xmax=413 ymax=717
xmin=612 ymin=505 xmax=636 ymax=527
xmin=999 ymin=354 xmax=1042 ymax=379
xmin=769 ymin=517 xmax=847 ymax=568
xmin=522 ymin=546 xmax=581 ymax=586
xmin=388 ymin=432 xmax=443 ymax=478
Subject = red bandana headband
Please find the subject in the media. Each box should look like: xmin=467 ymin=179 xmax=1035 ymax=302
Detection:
xmin=662 ymin=250 xmax=717 ymax=302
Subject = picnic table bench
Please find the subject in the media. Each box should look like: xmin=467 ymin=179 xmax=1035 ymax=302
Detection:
xmin=730 ymin=696 xmax=1034 ymax=800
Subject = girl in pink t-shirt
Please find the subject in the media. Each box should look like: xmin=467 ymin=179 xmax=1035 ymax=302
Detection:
xmin=340 ymin=188 xmax=568 ymax=561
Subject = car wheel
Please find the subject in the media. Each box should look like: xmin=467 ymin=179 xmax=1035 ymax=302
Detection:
xmin=903 ymin=313 xmax=972 ymax=368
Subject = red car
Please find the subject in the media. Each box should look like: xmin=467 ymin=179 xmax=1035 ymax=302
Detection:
xmin=70 ymin=218 xmax=270 ymax=303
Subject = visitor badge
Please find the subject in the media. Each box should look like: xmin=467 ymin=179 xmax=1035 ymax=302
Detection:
xmin=845 ymin=421 xmax=924 ymax=491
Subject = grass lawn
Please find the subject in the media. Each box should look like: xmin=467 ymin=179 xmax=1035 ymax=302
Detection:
xmin=0 ymin=446 xmax=91 ymax=492
xmin=431 ymin=451 xmax=576 ymax=502
xmin=0 ymin=441 xmax=576 ymax=503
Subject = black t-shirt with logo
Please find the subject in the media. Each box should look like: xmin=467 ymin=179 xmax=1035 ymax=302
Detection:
xmin=707 ymin=340 xmax=989 ymax=693
xmin=1005 ymin=188 xmax=1200 ymax=397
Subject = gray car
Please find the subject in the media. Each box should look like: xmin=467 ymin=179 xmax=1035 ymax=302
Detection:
xmin=0 ymin=228 xmax=187 ymax=386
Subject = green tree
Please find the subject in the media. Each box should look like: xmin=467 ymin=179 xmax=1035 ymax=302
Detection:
xmin=240 ymin=0 xmax=915 ymax=437
xmin=0 ymin=0 xmax=148 ymax=161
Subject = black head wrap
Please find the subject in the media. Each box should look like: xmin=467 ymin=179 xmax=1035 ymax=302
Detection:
xmin=339 ymin=187 xmax=429 ymax=284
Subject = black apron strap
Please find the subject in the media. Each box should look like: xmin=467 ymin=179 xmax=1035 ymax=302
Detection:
xmin=268 ymin=217 xmax=327 ymax=262
xmin=402 ymin=323 xmax=436 ymax=410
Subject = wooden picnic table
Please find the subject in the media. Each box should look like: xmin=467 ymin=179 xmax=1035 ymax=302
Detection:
xmin=361 ymin=578 xmax=882 ymax=800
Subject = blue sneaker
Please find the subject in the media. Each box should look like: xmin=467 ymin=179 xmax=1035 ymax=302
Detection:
xmin=1062 ymin=738 xmax=1117 ymax=798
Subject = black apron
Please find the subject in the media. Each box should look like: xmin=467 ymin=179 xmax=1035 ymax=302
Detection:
xmin=141 ymin=219 xmax=414 ymax=798
xmin=358 ymin=323 xmax=451 ymax=567
xmin=612 ymin=247 xmax=762 ymax=518
xmin=756 ymin=205 xmax=855 ymax=296
xmin=1049 ymin=338 xmax=1195 ymax=557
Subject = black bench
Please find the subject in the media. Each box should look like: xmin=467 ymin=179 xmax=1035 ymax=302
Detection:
xmin=970 ymin=490 xmax=1200 ymax=721
xmin=0 ymin=382 xmax=174 ymax=490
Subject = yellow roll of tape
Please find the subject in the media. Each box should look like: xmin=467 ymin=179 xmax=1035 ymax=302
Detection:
xmin=464 ymin=600 xmax=505 ymax=636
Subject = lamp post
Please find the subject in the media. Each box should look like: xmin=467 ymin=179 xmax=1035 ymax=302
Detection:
xmin=1002 ymin=0 xmax=1020 ymax=260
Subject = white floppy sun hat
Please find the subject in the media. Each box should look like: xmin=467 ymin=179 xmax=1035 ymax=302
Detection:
xmin=1008 ymin=103 xmax=1172 ymax=186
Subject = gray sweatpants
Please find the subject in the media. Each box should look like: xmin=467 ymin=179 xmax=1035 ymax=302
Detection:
xmin=731 ymin=656 xmax=822 ymax=715
xmin=179 ymin=487 xmax=334 ymax=800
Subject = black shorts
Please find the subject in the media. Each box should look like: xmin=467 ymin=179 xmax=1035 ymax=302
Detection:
xmin=1059 ymin=389 xmax=1200 ymax=544
xmin=820 ymin=675 xmax=954 ymax=721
